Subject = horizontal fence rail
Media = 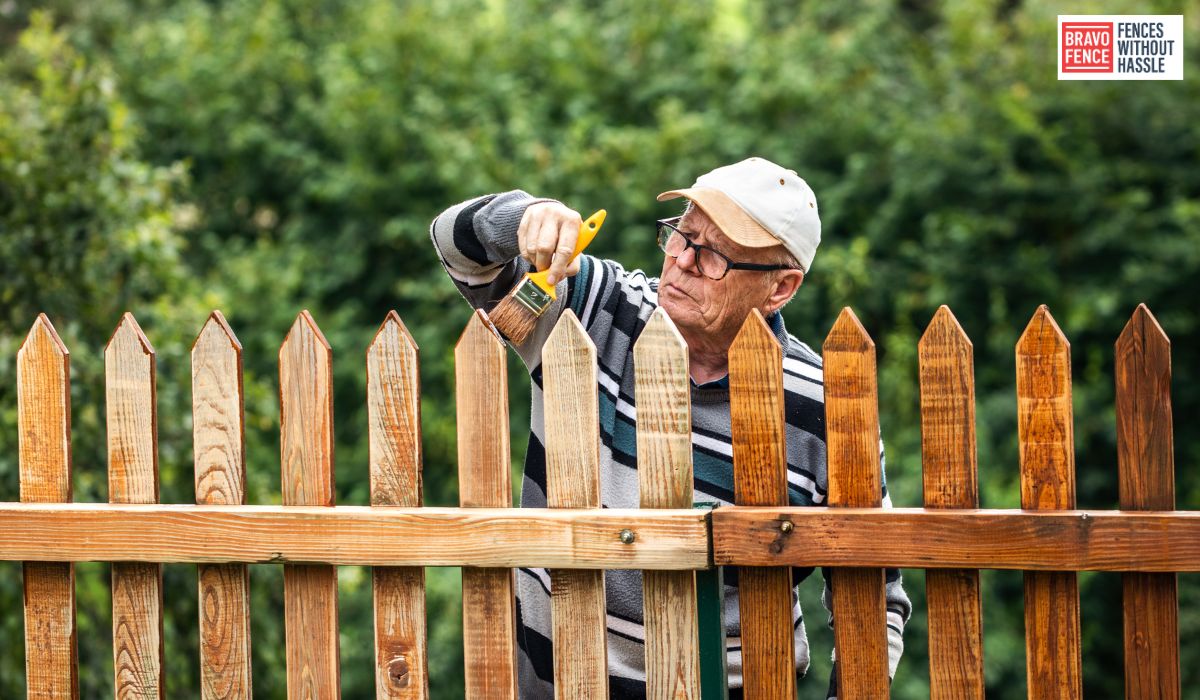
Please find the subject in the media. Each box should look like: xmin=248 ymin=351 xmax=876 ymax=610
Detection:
xmin=1 ymin=301 xmax=1187 ymax=698
xmin=0 ymin=505 xmax=709 ymax=568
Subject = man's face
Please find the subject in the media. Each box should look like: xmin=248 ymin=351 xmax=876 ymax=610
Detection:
xmin=658 ymin=207 xmax=781 ymax=343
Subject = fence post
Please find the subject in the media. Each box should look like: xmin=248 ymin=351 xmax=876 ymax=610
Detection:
xmin=456 ymin=310 xmax=518 ymax=698
xmin=1115 ymin=304 xmax=1179 ymax=699
xmin=729 ymin=309 xmax=794 ymax=699
xmin=823 ymin=307 xmax=890 ymax=696
xmin=635 ymin=308 xmax=700 ymax=698
xmin=919 ymin=306 xmax=984 ymax=699
xmin=279 ymin=310 xmax=341 ymax=698
xmin=19 ymin=314 xmax=79 ymax=698
xmin=543 ymin=310 xmax=609 ymax=698
xmin=106 ymin=312 xmax=165 ymax=698
xmin=192 ymin=311 xmax=252 ymax=698
xmin=1016 ymin=305 xmax=1082 ymax=698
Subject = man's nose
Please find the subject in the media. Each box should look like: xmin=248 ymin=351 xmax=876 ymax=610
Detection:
xmin=675 ymin=245 xmax=702 ymax=275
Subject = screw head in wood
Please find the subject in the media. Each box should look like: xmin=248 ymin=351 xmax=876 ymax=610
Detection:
xmin=779 ymin=520 xmax=794 ymax=534
xmin=619 ymin=528 xmax=636 ymax=544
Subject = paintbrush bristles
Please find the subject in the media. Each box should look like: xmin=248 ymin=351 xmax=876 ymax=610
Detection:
xmin=490 ymin=288 xmax=540 ymax=345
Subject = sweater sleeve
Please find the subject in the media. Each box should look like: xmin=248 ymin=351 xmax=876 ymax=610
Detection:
xmin=819 ymin=436 xmax=911 ymax=699
xmin=429 ymin=190 xmax=574 ymax=368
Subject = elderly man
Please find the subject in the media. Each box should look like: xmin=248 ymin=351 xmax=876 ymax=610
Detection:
xmin=430 ymin=157 xmax=910 ymax=698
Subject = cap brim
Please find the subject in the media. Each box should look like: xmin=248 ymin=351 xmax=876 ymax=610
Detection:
xmin=656 ymin=187 xmax=780 ymax=248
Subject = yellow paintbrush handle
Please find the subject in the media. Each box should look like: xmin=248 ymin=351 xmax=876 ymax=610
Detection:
xmin=528 ymin=209 xmax=606 ymax=299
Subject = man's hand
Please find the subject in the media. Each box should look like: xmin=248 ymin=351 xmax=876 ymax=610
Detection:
xmin=518 ymin=201 xmax=584 ymax=286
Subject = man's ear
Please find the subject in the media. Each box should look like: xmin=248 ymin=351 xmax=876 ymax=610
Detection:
xmin=763 ymin=270 xmax=804 ymax=315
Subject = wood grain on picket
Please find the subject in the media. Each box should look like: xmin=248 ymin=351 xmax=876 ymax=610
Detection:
xmin=456 ymin=310 xmax=517 ymax=698
xmin=280 ymin=310 xmax=340 ymax=699
xmin=192 ymin=311 xmax=252 ymax=699
xmin=728 ymin=310 xmax=794 ymax=699
xmin=823 ymin=308 xmax=889 ymax=697
xmin=106 ymin=313 xmax=165 ymax=699
xmin=1116 ymin=304 xmax=1179 ymax=700
xmin=635 ymin=308 xmax=700 ymax=699
xmin=1017 ymin=306 xmax=1081 ymax=699
xmin=919 ymin=306 xmax=984 ymax=699
xmin=543 ymin=311 xmax=608 ymax=699
xmin=19 ymin=314 xmax=79 ymax=698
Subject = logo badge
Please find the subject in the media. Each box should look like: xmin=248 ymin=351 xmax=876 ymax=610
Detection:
xmin=1058 ymin=15 xmax=1183 ymax=80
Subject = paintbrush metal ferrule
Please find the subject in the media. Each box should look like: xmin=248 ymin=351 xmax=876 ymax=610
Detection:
xmin=511 ymin=277 xmax=554 ymax=316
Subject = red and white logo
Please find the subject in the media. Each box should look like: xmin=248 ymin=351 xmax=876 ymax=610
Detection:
xmin=1061 ymin=22 xmax=1113 ymax=73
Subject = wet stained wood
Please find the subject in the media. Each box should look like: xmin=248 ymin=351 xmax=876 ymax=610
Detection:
xmin=1115 ymin=304 xmax=1179 ymax=699
xmin=728 ymin=310 xmax=794 ymax=699
xmin=106 ymin=313 xmax=165 ymax=699
xmin=456 ymin=311 xmax=517 ymax=698
xmin=370 ymin=311 xmax=429 ymax=699
xmin=18 ymin=314 xmax=79 ymax=698
xmin=918 ymin=306 xmax=984 ymax=699
xmin=822 ymin=308 xmax=889 ymax=697
xmin=543 ymin=311 xmax=608 ymax=698
xmin=710 ymin=507 xmax=1200 ymax=571
xmin=279 ymin=311 xmax=340 ymax=698
xmin=192 ymin=311 xmax=252 ymax=699
xmin=634 ymin=308 xmax=700 ymax=699
xmin=1016 ymin=306 xmax=1081 ymax=699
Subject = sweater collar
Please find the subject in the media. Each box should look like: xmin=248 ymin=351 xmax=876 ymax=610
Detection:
xmin=690 ymin=311 xmax=789 ymax=398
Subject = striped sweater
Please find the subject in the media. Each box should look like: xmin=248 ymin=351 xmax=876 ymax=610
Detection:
xmin=431 ymin=190 xmax=910 ymax=698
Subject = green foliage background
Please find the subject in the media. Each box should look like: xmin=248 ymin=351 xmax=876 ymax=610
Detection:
xmin=1 ymin=0 xmax=1198 ymax=696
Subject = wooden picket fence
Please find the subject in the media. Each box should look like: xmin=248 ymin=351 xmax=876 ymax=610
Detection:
xmin=0 ymin=301 xmax=1189 ymax=699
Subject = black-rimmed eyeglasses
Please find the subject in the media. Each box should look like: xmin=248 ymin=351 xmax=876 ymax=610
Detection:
xmin=656 ymin=217 xmax=797 ymax=281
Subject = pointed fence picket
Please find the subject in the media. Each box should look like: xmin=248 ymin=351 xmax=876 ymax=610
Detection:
xmin=1017 ymin=306 xmax=1083 ymax=699
xmin=823 ymin=308 xmax=890 ymax=696
xmin=369 ymin=310 xmax=430 ymax=699
xmin=634 ymin=308 xmax=700 ymax=699
xmin=918 ymin=306 xmax=984 ymax=699
xmin=192 ymin=311 xmax=252 ymax=699
xmin=3 ymin=301 xmax=1195 ymax=700
xmin=542 ymin=310 xmax=609 ymax=698
xmin=1115 ymin=304 xmax=1180 ymax=699
xmin=106 ymin=313 xmax=165 ymax=700
xmin=456 ymin=310 xmax=518 ymax=698
xmin=18 ymin=314 xmax=78 ymax=699
xmin=728 ymin=310 xmax=795 ymax=699
xmin=279 ymin=310 xmax=341 ymax=698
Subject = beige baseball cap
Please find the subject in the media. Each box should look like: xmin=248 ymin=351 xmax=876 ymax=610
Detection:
xmin=657 ymin=156 xmax=821 ymax=273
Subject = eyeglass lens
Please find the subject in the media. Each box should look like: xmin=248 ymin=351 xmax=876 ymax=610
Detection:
xmin=659 ymin=227 xmax=728 ymax=280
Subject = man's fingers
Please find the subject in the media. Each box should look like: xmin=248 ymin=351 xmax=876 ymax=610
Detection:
xmin=532 ymin=218 xmax=559 ymax=272
xmin=546 ymin=217 xmax=580 ymax=285
xmin=517 ymin=207 xmax=536 ymax=264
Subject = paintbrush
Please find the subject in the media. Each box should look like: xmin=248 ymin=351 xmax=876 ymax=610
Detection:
xmin=490 ymin=209 xmax=606 ymax=344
